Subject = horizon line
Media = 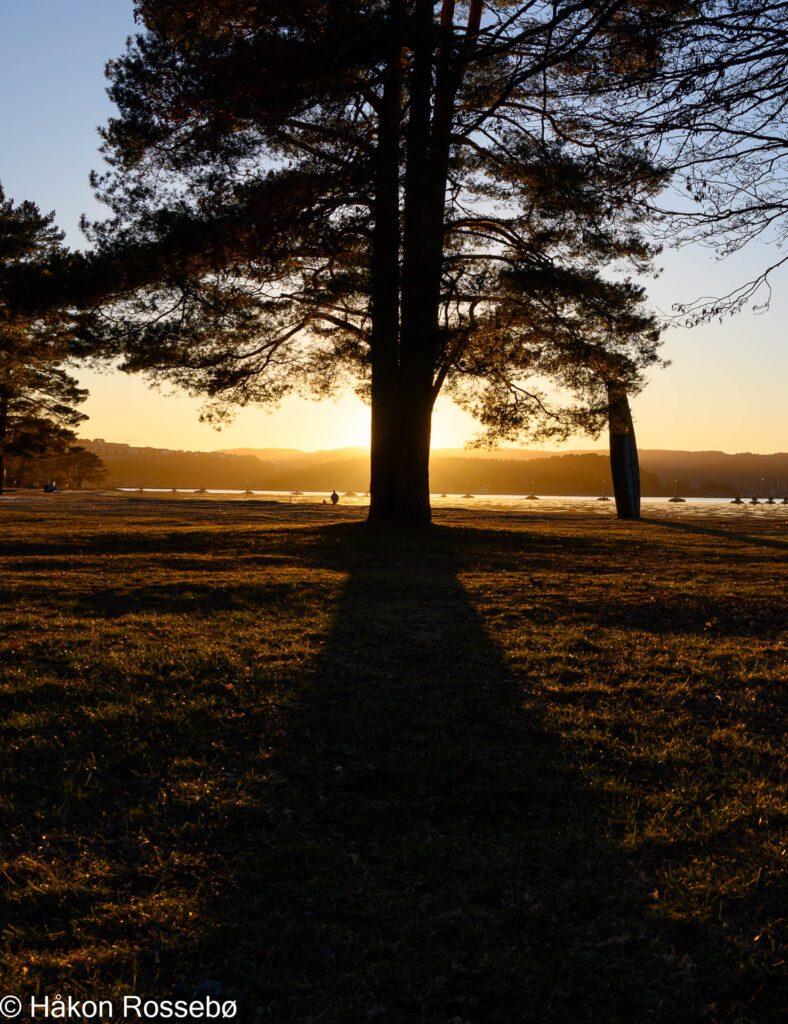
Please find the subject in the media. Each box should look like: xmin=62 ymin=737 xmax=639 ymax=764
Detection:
xmin=77 ymin=438 xmax=788 ymax=459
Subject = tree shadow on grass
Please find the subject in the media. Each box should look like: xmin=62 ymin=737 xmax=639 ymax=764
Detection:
xmin=190 ymin=523 xmax=732 ymax=1024
xmin=2 ymin=519 xmax=777 ymax=1022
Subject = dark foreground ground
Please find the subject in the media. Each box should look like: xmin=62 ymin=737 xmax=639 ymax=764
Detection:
xmin=0 ymin=494 xmax=785 ymax=1023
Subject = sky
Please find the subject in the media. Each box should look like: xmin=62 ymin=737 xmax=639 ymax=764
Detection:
xmin=1 ymin=0 xmax=785 ymax=454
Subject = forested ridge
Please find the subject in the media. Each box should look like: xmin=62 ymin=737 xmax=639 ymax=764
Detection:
xmin=79 ymin=439 xmax=788 ymax=496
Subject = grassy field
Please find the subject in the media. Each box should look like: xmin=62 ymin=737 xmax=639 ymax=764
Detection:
xmin=0 ymin=494 xmax=785 ymax=1023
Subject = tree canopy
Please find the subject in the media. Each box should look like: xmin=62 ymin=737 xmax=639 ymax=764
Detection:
xmin=0 ymin=186 xmax=88 ymax=492
xmin=87 ymin=1 xmax=675 ymax=522
xmin=584 ymin=0 xmax=788 ymax=320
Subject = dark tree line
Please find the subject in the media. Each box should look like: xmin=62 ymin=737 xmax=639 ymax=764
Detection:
xmin=4 ymin=443 xmax=107 ymax=490
xmin=0 ymin=188 xmax=90 ymax=493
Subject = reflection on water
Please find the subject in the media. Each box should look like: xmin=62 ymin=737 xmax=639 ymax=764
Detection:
xmin=109 ymin=488 xmax=788 ymax=520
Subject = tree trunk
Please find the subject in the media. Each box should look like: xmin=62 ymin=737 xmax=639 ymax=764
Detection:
xmin=369 ymin=372 xmax=436 ymax=527
xmin=391 ymin=384 xmax=433 ymax=526
xmin=368 ymin=26 xmax=404 ymax=525
xmin=367 ymin=0 xmax=475 ymax=527
xmin=390 ymin=0 xmax=443 ymax=527
xmin=607 ymin=382 xmax=640 ymax=520
xmin=368 ymin=372 xmax=400 ymax=522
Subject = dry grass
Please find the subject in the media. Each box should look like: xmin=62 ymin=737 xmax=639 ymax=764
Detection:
xmin=0 ymin=494 xmax=785 ymax=1022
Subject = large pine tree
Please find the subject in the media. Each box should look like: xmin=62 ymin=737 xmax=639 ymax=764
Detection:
xmin=90 ymin=1 xmax=669 ymax=524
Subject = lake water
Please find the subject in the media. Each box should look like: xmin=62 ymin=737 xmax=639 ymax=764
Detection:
xmin=113 ymin=488 xmax=788 ymax=519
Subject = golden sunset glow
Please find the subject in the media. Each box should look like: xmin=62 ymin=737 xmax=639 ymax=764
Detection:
xmin=76 ymin=367 xmax=493 ymax=452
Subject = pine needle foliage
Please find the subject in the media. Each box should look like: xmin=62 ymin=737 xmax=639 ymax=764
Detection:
xmin=90 ymin=1 xmax=674 ymax=522
xmin=0 ymin=187 xmax=88 ymax=492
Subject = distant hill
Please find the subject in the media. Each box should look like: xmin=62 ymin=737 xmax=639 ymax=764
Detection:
xmin=79 ymin=439 xmax=788 ymax=497
xmin=217 ymin=447 xmax=311 ymax=461
xmin=636 ymin=451 xmax=788 ymax=496
xmin=218 ymin=445 xmax=601 ymax=463
xmin=218 ymin=446 xmax=369 ymax=466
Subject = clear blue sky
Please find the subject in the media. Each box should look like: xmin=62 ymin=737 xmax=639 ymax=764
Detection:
xmin=0 ymin=1 xmax=136 ymax=244
xmin=1 ymin=0 xmax=786 ymax=453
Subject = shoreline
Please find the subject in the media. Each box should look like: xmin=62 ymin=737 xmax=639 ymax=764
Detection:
xmin=1 ymin=489 xmax=787 ymax=525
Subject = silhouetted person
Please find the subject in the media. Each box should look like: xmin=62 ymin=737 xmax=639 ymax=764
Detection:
xmin=330 ymin=490 xmax=339 ymax=505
